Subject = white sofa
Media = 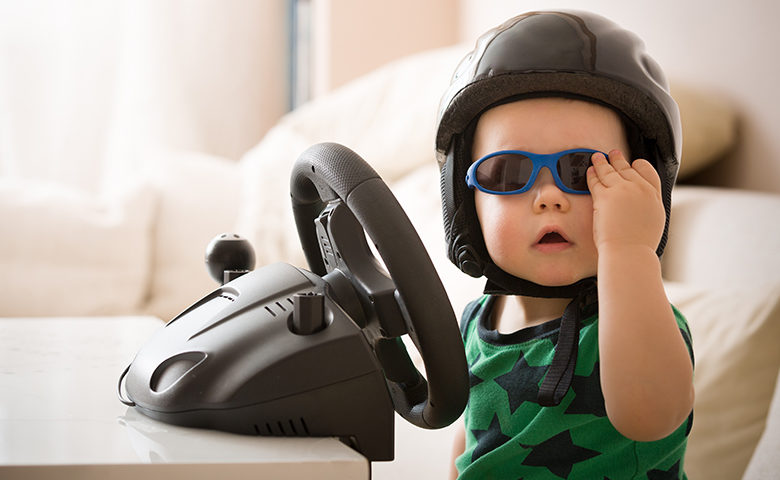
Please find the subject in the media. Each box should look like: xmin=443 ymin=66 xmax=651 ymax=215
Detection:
xmin=2 ymin=45 xmax=779 ymax=479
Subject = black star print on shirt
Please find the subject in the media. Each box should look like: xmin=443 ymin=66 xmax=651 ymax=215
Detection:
xmin=520 ymin=429 xmax=601 ymax=478
xmin=494 ymin=350 xmax=549 ymax=413
xmin=564 ymin=361 xmax=606 ymax=417
xmin=647 ymin=459 xmax=681 ymax=479
xmin=470 ymin=413 xmax=511 ymax=462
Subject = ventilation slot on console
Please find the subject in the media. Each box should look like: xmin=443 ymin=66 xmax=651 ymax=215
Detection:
xmin=263 ymin=297 xmax=296 ymax=318
xmin=254 ymin=417 xmax=310 ymax=437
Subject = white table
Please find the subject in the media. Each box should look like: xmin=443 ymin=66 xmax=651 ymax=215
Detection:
xmin=0 ymin=317 xmax=368 ymax=479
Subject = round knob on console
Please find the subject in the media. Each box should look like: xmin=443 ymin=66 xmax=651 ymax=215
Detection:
xmin=205 ymin=233 xmax=256 ymax=284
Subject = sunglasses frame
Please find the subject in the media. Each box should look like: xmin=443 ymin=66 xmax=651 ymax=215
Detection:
xmin=465 ymin=148 xmax=607 ymax=195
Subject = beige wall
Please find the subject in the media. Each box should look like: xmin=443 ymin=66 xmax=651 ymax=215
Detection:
xmin=310 ymin=0 xmax=458 ymax=97
xmin=457 ymin=0 xmax=780 ymax=194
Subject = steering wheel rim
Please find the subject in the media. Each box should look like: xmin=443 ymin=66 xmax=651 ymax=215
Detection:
xmin=289 ymin=142 xmax=468 ymax=429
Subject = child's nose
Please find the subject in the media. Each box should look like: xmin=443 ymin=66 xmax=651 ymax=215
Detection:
xmin=532 ymin=167 xmax=571 ymax=213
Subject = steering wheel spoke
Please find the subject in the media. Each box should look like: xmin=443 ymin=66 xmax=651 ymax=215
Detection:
xmin=315 ymin=201 xmax=408 ymax=339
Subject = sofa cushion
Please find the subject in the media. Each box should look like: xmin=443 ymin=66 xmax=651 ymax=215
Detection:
xmin=671 ymin=83 xmax=738 ymax=180
xmin=742 ymin=368 xmax=780 ymax=479
xmin=0 ymin=179 xmax=155 ymax=316
xmin=665 ymin=282 xmax=780 ymax=480
xmin=664 ymin=186 xmax=780 ymax=287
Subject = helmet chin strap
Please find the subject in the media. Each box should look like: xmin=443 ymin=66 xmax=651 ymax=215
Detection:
xmin=481 ymin=262 xmax=598 ymax=406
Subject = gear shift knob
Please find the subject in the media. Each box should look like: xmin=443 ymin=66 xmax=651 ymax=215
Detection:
xmin=204 ymin=233 xmax=256 ymax=284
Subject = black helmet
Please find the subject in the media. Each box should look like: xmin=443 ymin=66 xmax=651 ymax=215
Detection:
xmin=436 ymin=10 xmax=681 ymax=298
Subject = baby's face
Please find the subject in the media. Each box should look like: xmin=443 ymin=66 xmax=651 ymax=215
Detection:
xmin=472 ymin=97 xmax=630 ymax=287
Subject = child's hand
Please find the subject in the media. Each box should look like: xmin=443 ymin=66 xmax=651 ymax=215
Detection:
xmin=586 ymin=150 xmax=665 ymax=253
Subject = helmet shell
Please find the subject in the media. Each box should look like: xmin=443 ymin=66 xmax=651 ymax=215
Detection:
xmin=436 ymin=10 xmax=682 ymax=292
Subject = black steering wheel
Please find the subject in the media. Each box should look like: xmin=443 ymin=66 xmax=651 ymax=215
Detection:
xmin=290 ymin=142 xmax=468 ymax=429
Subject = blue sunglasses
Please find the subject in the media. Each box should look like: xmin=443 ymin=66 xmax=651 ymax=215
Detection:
xmin=465 ymin=148 xmax=607 ymax=195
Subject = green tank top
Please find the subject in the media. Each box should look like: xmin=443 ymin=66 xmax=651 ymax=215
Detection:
xmin=456 ymin=295 xmax=693 ymax=479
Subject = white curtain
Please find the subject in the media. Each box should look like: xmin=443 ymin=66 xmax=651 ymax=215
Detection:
xmin=0 ymin=0 xmax=288 ymax=194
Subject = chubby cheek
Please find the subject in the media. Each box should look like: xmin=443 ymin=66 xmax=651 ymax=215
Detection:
xmin=474 ymin=193 xmax=531 ymax=266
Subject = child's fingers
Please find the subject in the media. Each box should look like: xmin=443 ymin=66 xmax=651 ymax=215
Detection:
xmin=632 ymin=158 xmax=663 ymax=193
xmin=589 ymin=152 xmax=620 ymax=187
xmin=586 ymin=163 xmax=603 ymax=192
xmin=607 ymin=149 xmax=650 ymax=185
xmin=606 ymin=149 xmax=632 ymax=172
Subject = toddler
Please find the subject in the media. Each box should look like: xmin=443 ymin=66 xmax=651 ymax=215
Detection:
xmin=435 ymin=11 xmax=695 ymax=479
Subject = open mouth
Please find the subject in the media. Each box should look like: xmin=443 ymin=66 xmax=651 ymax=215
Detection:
xmin=534 ymin=229 xmax=572 ymax=252
xmin=538 ymin=232 xmax=568 ymax=244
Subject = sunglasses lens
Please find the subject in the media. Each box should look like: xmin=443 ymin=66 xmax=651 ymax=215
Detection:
xmin=557 ymin=151 xmax=593 ymax=191
xmin=476 ymin=153 xmax=534 ymax=192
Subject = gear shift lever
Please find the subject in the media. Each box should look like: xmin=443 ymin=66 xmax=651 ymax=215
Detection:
xmin=204 ymin=233 xmax=256 ymax=284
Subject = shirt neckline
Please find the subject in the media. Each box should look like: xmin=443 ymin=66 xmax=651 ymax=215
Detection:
xmin=476 ymin=295 xmax=564 ymax=346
